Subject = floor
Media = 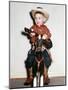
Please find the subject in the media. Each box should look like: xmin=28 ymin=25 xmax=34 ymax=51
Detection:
xmin=9 ymin=76 xmax=66 ymax=89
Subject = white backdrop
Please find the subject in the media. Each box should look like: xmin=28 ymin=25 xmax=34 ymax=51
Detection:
xmin=10 ymin=2 xmax=65 ymax=78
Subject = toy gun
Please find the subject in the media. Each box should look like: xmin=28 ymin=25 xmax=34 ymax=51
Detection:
xmin=21 ymin=27 xmax=38 ymax=40
xmin=21 ymin=27 xmax=31 ymax=36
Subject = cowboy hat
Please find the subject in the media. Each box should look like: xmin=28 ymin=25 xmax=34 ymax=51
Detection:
xmin=30 ymin=7 xmax=49 ymax=22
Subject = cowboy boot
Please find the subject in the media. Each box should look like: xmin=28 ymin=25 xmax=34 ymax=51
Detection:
xmin=43 ymin=65 xmax=50 ymax=85
xmin=24 ymin=68 xmax=33 ymax=85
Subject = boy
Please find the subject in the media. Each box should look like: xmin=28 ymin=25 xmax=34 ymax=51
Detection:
xmin=24 ymin=7 xmax=52 ymax=85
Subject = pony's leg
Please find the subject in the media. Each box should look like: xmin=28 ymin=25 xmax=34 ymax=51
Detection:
xmin=40 ymin=75 xmax=44 ymax=86
xmin=33 ymin=77 xmax=37 ymax=87
xmin=33 ymin=72 xmax=41 ymax=87
xmin=36 ymin=72 xmax=40 ymax=87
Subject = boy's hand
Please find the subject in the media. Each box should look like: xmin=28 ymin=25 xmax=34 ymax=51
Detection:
xmin=38 ymin=35 xmax=41 ymax=39
xmin=30 ymin=32 xmax=35 ymax=37
xmin=30 ymin=29 xmax=36 ymax=37
xmin=42 ymin=34 xmax=48 ymax=39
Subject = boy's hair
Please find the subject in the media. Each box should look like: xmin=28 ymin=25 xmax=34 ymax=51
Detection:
xmin=34 ymin=11 xmax=45 ymax=18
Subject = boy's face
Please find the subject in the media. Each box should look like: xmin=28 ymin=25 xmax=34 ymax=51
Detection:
xmin=34 ymin=13 xmax=45 ymax=26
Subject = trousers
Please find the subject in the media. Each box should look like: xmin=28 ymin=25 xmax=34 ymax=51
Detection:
xmin=25 ymin=49 xmax=52 ymax=69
